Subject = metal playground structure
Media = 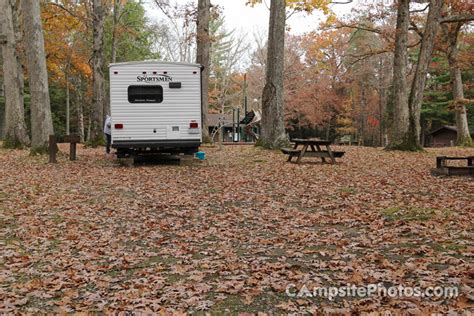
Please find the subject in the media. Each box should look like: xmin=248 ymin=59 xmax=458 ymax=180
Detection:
xmin=210 ymin=109 xmax=261 ymax=143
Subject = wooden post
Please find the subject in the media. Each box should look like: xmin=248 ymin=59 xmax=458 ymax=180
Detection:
xmin=70 ymin=142 xmax=76 ymax=161
xmin=49 ymin=135 xmax=57 ymax=163
xmin=436 ymin=156 xmax=445 ymax=168
xmin=64 ymin=134 xmax=80 ymax=161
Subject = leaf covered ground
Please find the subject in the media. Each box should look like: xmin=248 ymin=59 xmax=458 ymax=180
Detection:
xmin=0 ymin=144 xmax=473 ymax=314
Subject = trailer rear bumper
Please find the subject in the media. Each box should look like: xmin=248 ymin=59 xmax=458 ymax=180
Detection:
xmin=112 ymin=139 xmax=200 ymax=156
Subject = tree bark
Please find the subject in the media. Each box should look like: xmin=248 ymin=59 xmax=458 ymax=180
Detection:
xmin=387 ymin=0 xmax=443 ymax=151
xmin=196 ymin=0 xmax=210 ymax=142
xmin=21 ymin=0 xmax=54 ymax=153
xmin=89 ymin=0 xmax=106 ymax=146
xmin=73 ymin=76 xmax=85 ymax=142
xmin=443 ymin=22 xmax=472 ymax=146
xmin=0 ymin=0 xmax=30 ymax=148
xmin=406 ymin=0 xmax=443 ymax=149
xmin=260 ymin=0 xmax=288 ymax=148
xmin=386 ymin=0 xmax=409 ymax=150
xmin=111 ymin=0 xmax=120 ymax=64
xmin=65 ymin=40 xmax=75 ymax=135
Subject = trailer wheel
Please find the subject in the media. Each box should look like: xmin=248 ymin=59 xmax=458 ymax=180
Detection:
xmin=116 ymin=148 xmax=130 ymax=159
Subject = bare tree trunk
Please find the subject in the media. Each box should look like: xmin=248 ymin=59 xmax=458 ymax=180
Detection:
xmin=0 ymin=46 xmax=4 ymax=140
xmin=196 ymin=0 xmax=210 ymax=142
xmin=111 ymin=0 xmax=120 ymax=64
xmin=378 ymin=55 xmax=389 ymax=147
xmin=260 ymin=0 xmax=288 ymax=148
xmin=21 ymin=0 xmax=54 ymax=153
xmin=450 ymin=59 xmax=471 ymax=146
xmin=0 ymin=0 xmax=30 ymax=148
xmin=443 ymin=22 xmax=472 ymax=146
xmin=386 ymin=0 xmax=409 ymax=150
xmin=388 ymin=0 xmax=443 ymax=151
xmin=89 ymin=0 xmax=106 ymax=146
xmin=66 ymin=72 xmax=70 ymax=134
xmin=105 ymin=0 xmax=121 ymax=119
xmin=65 ymin=37 xmax=77 ymax=136
xmin=406 ymin=0 xmax=443 ymax=149
xmin=73 ymin=76 xmax=85 ymax=142
xmin=359 ymin=81 xmax=366 ymax=146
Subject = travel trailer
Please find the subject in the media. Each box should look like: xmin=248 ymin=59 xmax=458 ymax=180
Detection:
xmin=109 ymin=61 xmax=202 ymax=158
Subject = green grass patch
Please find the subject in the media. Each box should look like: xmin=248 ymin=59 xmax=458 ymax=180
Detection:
xmin=339 ymin=187 xmax=357 ymax=194
xmin=381 ymin=206 xmax=451 ymax=222
xmin=204 ymin=292 xmax=288 ymax=315
xmin=430 ymin=242 xmax=466 ymax=253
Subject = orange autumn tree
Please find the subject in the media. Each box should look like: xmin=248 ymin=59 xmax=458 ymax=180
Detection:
xmin=294 ymin=29 xmax=352 ymax=135
xmin=42 ymin=1 xmax=92 ymax=139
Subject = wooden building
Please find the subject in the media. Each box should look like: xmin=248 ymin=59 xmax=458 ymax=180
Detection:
xmin=425 ymin=125 xmax=473 ymax=147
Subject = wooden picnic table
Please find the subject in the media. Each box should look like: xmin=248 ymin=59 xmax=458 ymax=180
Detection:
xmin=281 ymin=138 xmax=345 ymax=164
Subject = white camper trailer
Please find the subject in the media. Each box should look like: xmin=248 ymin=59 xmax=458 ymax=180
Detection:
xmin=109 ymin=61 xmax=202 ymax=158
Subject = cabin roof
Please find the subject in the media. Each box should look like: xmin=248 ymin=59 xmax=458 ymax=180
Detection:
xmin=428 ymin=125 xmax=458 ymax=136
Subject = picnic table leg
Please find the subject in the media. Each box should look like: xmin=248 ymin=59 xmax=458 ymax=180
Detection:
xmin=296 ymin=144 xmax=308 ymax=164
xmin=326 ymin=145 xmax=336 ymax=164
xmin=436 ymin=157 xmax=444 ymax=168
xmin=288 ymin=142 xmax=299 ymax=162
xmin=315 ymin=144 xmax=326 ymax=163
xmin=70 ymin=142 xmax=77 ymax=161
xmin=49 ymin=135 xmax=57 ymax=163
xmin=468 ymin=157 xmax=473 ymax=167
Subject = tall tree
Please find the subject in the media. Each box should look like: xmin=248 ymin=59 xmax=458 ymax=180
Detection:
xmin=443 ymin=24 xmax=472 ymax=146
xmin=387 ymin=0 xmax=410 ymax=150
xmin=110 ymin=0 xmax=121 ymax=64
xmin=440 ymin=2 xmax=474 ymax=146
xmin=196 ymin=0 xmax=211 ymax=141
xmin=260 ymin=0 xmax=288 ymax=148
xmin=0 ymin=0 xmax=30 ymax=148
xmin=89 ymin=0 xmax=106 ymax=146
xmin=21 ymin=0 xmax=54 ymax=153
xmin=250 ymin=0 xmax=331 ymax=147
xmin=406 ymin=0 xmax=444 ymax=149
xmin=387 ymin=0 xmax=443 ymax=150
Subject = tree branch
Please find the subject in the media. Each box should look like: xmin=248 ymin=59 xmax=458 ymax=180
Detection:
xmin=410 ymin=21 xmax=423 ymax=38
xmin=331 ymin=0 xmax=353 ymax=4
xmin=441 ymin=14 xmax=474 ymax=24
xmin=47 ymin=2 xmax=80 ymax=19
xmin=410 ymin=3 xmax=429 ymax=13
xmin=334 ymin=23 xmax=382 ymax=34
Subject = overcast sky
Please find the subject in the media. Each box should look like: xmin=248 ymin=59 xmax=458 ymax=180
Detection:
xmin=144 ymin=0 xmax=358 ymax=36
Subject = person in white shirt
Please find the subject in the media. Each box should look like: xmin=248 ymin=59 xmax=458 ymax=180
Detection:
xmin=104 ymin=115 xmax=112 ymax=154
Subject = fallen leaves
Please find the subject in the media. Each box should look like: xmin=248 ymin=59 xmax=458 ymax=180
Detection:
xmin=0 ymin=144 xmax=473 ymax=313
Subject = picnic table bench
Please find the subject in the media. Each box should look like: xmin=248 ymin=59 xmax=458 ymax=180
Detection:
xmin=282 ymin=138 xmax=345 ymax=164
xmin=432 ymin=156 xmax=474 ymax=176
xmin=49 ymin=134 xmax=81 ymax=163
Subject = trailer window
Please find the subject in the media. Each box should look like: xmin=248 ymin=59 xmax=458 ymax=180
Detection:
xmin=128 ymin=85 xmax=163 ymax=103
